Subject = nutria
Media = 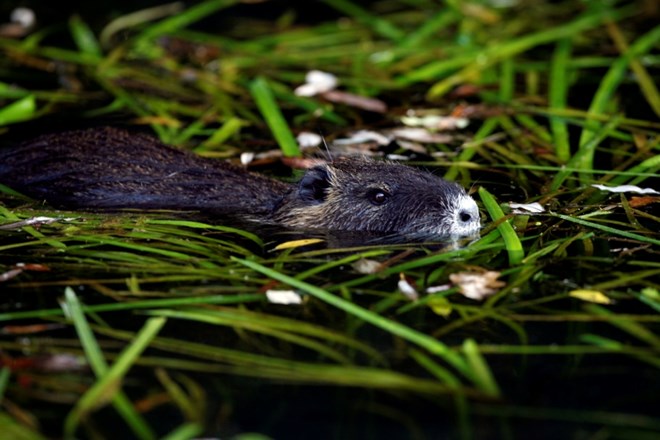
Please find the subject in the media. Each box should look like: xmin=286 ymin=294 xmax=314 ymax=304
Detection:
xmin=0 ymin=127 xmax=480 ymax=238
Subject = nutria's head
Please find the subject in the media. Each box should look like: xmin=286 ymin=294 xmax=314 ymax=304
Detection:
xmin=275 ymin=158 xmax=480 ymax=238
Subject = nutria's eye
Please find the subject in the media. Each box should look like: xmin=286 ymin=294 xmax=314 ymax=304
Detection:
xmin=459 ymin=211 xmax=472 ymax=223
xmin=367 ymin=189 xmax=389 ymax=205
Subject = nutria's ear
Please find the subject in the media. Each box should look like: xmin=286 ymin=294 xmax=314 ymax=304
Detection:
xmin=298 ymin=166 xmax=331 ymax=203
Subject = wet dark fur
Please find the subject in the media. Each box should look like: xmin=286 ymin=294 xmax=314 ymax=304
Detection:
xmin=0 ymin=127 xmax=477 ymax=236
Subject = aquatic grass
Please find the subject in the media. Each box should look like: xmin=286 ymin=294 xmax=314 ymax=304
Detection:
xmin=478 ymin=187 xmax=524 ymax=266
xmin=323 ymin=0 xmax=405 ymax=41
xmin=147 ymin=307 xmax=385 ymax=365
xmin=233 ymin=257 xmax=482 ymax=386
xmin=249 ymin=76 xmax=301 ymax=156
xmin=585 ymin=304 xmax=660 ymax=351
xmin=0 ymin=95 xmax=37 ymax=126
xmin=552 ymin=213 xmax=660 ymax=246
xmin=576 ymin=24 xmax=660 ymax=182
xmin=91 ymin=325 xmax=482 ymax=397
xmin=64 ymin=312 xmax=166 ymax=438
xmin=0 ymin=412 xmax=45 ymax=440
xmin=0 ymin=206 xmax=67 ymax=249
xmin=131 ymin=0 xmax=238 ymax=48
xmin=549 ymin=38 xmax=572 ymax=162
xmin=68 ymin=15 xmax=102 ymax=59
xmin=0 ymin=294 xmax=265 ymax=323
xmin=606 ymin=21 xmax=660 ymax=119
xmin=399 ymin=6 xmax=633 ymax=95
xmin=160 ymin=423 xmax=204 ymax=440
xmin=63 ymin=287 xmax=156 ymax=440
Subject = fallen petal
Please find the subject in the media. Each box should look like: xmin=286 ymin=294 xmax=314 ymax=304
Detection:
xmin=591 ymin=184 xmax=659 ymax=195
xmin=266 ymin=290 xmax=303 ymax=305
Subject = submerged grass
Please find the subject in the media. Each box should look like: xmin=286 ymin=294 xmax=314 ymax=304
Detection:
xmin=0 ymin=0 xmax=659 ymax=438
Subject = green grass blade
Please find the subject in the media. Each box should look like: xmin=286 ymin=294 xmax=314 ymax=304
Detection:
xmin=462 ymin=339 xmax=500 ymax=398
xmin=0 ymin=294 xmax=265 ymax=323
xmin=410 ymin=349 xmax=471 ymax=440
xmin=0 ymin=367 xmax=9 ymax=401
xmin=576 ymin=24 xmax=660 ymax=179
xmin=64 ymin=288 xmax=156 ymax=440
xmin=0 ymin=413 xmax=46 ymax=440
xmin=323 ymin=0 xmax=405 ymax=41
xmin=552 ymin=213 xmax=660 ymax=246
xmin=399 ymin=9 xmax=458 ymax=49
xmin=0 ymin=95 xmax=36 ymax=126
xmin=551 ymin=115 xmax=623 ymax=189
xmin=64 ymin=316 xmax=166 ymax=438
xmin=422 ymin=7 xmax=632 ymax=98
xmin=160 ymin=423 xmax=204 ymax=440
xmin=585 ymin=305 xmax=660 ymax=350
xmin=478 ymin=187 xmax=524 ymax=265
xmin=99 ymin=3 xmax=185 ymax=47
xmin=249 ymin=76 xmax=301 ymax=156
xmin=607 ymin=22 xmax=660 ymax=118
xmin=134 ymin=0 xmax=238 ymax=44
xmin=69 ymin=15 xmax=102 ymax=58
xmin=149 ymin=309 xmax=357 ymax=364
xmin=232 ymin=257 xmax=477 ymax=385
xmin=444 ymin=118 xmax=499 ymax=181
xmin=549 ymin=38 xmax=572 ymax=162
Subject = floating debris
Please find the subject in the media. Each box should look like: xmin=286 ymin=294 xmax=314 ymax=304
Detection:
xmin=294 ymin=70 xmax=339 ymax=97
xmin=509 ymin=202 xmax=545 ymax=214
xmin=398 ymin=273 xmax=419 ymax=301
xmin=266 ymin=290 xmax=303 ymax=305
xmin=0 ymin=216 xmax=77 ymax=230
xmin=296 ymin=132 xmax=323 ymax=148
xmin=450 ymin=271 xmax=505 ymax=301
xmin=351 ymin=258 xmax=383 ymax=274
xmin=591 ymin=184 xmax=659 ymax=195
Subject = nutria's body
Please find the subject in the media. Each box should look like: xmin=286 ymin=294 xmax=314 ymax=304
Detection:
xmin=0 ymin=127 xmax=480 ymax=238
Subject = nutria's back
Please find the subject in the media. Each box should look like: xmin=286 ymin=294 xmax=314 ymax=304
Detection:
xmin=0 ymin=127 xmax=290 ymax=219
xmin=0 ymin=127 xmax=480 ymax=238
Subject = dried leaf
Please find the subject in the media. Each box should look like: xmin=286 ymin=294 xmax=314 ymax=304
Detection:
xmin=320 ymin=90 xmax=387 ymax=113
xmin=629 ymin=196 xmax=660 ymax=208
xmin=1 ymin=323 xmax=65 ymax=335
xmin=0 ymin=268 xmax=23 ymax=282
xmin=450 ymin=271 xmax=505 ymax=301
xmin=273 ymin=238 xmax=324 ymax=250
xmin=351 ymin=258 xmax=383 ymax=274
xmin=569 ymin=289 xmax=613 ymax=304
xmin=15 ymin=263 xmax=50 ymax=271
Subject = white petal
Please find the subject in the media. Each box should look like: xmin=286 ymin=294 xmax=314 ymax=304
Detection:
xmin=591 ymin=184 xmax=659 ymax=195
xmin=297 ymin=132 xmax=323 ymax=148
xmin=266 ymin=290 xmax=302 ymax=305
xmin=509 ymin=202 xmax=545 ymax=214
